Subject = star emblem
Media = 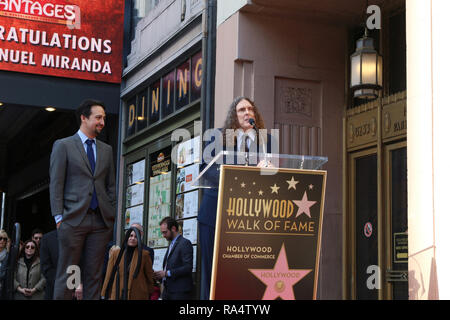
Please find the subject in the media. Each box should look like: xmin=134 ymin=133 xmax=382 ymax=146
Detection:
xmin=308 ymin=184 xmax=314 ymax=190
xmin=286 ymin=176 xmax=299 ymax=190
xmin=270 ymin=183 xmax=280 ymax=194
xmin=292 ymin=191 xmax=317 ymax=218
xmin=241 ymin=182 xmax=246 ymax=188
xmin=258 ymin=190 xmax=264 ymax=196
xmin=249 ymin=244 xmax=312 ymax=300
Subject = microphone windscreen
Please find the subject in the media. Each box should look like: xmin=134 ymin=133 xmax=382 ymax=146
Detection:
xmin=249 ymin=118 xmax=256 ymax=126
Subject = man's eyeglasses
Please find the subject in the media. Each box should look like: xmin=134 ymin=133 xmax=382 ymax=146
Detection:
xmin=25 ymin=245 xmax=36 ymax=249
xmin=0 ymin=237 xmax=7 ymax=241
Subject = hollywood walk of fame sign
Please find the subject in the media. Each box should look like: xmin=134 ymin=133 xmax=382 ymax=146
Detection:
xmin=210 ymin=165 xmax=327 ymax=300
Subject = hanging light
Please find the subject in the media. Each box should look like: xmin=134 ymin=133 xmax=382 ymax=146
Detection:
xmin=350 ymin=28 xmax=383 ymax=99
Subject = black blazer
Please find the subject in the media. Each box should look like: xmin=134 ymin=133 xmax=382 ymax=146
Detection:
xmin=198 ymin=129 xmax=276 ymax=227
xmin=40 ymin=230 xmax=59 ymax=300
xmin=162 ymin=235 xmax=193 ymax=294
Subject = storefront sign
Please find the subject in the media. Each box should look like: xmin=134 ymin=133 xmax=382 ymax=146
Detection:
xmin=125 ymin=50 xmax=202 ymax=138
xmin=151 ymin=152 xmax=171 ymax=176
xmin=382 ymin=98 xmax=407 ymax=140
xmin=393 ymin=232 xmax=408 ymax=263
xmin=0 ymin=0 xmax=124 ymax=83
xmin=211 ymin=166 xmax=326 ymax=300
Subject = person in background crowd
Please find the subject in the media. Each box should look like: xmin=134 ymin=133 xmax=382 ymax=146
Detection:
xmin=101 ymin=229 xmax=154 ymax=300
xmin=31 ymin=229 xmax=43 ymax=247
xmin=0 ymin=230 xmax=9 ymax=269
xmin=101 ymin=223 xmax=157 ymax=299
xmin=50 ymin=99 xmax=116 ymax=300
xmin=130 ymin=223 xmax=160 ymax=299
xmin=40 ymin=228 xmax=58 ymax=300
xmin=130 ymin=223 xmax=154 ymax=263
xmin=154 ymin=217 xmax=193 ymax=300
xmin=14 ymin=239 xmax=46 ymax=300
xmin=0 ymin=230 xmax=9 ymax=295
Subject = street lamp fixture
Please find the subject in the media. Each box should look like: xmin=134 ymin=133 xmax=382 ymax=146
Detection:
xmin=350 ymin=28 xmax=383 ymax=99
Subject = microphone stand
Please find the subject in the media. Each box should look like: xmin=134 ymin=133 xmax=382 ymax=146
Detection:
xmin=249 ymin=119 xmax=268 ymax=167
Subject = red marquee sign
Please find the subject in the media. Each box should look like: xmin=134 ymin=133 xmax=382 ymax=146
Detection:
xmin=0 ymin=0 xmax=124 ymax=83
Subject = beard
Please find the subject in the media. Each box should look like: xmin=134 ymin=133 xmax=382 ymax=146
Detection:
xmin=94 ymin=126 xmax=103 ymax=136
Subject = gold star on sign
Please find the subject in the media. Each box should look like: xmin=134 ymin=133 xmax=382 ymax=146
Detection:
xmin=270 ymin=184 xmax=280 ymax=194
xmin=241 ymin=182 xmax=246 ymax=188
xmin=286 ymin=176 xmax=299 ymax=190
xmin=258 ymin=190 xmax=264 ymax=196
xmin=309 ymin=184 xmax=314 ymax=190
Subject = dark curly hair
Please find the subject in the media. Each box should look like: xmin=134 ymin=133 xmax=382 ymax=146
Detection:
xmin=222 ymin=96 xmax=265 ymax=146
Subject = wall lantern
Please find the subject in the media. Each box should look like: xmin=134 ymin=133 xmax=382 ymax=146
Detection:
xmin=350 ymin=28 xmax=383 ymax=99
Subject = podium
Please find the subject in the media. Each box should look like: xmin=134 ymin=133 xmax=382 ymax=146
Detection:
xmin=191 ymin=152 xmax=328 ymax=300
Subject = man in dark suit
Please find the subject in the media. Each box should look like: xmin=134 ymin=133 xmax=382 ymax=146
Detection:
xmin=40 ymin=229 xmax=59 ymax=300
xmin=154 ymin=217 xmax=193 ymax=300
xmin=198 ymin=96 xmax=276 ymax=299
xmin=49 ymin=99 xmax=116 ymax=300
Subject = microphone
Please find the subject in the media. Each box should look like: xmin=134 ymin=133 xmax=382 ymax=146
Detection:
xmin=249 ymin=118 xmax=256 ymax=129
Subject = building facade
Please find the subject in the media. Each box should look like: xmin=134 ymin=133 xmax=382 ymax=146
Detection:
xmin=214 ymin=0 xmax=406 ymax=299
xmin=117 ymin=0 xmax=208 ymax=298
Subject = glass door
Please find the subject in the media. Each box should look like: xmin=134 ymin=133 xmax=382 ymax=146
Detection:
xmin=385 ymin=141 xmax=408 ymax=299
xmin=350 ymin=149 xmax=379 ymax=300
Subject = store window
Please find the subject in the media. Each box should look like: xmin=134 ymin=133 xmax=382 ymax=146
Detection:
xmin=137 ymin=89 xmax=148 ymax=132
xmin=131 ymin=0 xmax=161 ymax=41
xmin=125 ymin=50 xmax=203 ymax=139
xmin=176 ymin=59 xmax=191 ymax=110
xmin=125 ymin=159 xmax=146 ymax=229
xmin=147 ymin=147 xmax=172 ymax=271
xmin=126 ymin=97 xmax=137 ymax=139
xmin=175 ymin=136 xmax=201 ymax=272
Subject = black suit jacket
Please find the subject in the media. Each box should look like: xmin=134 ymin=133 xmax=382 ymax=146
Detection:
xmin=40 ymin=230 xmax=59 ymax=300
xmin=198 ymin=129 xmax=276 ymax=227
xmin=162 ymin=235 xmax=193 ymax=294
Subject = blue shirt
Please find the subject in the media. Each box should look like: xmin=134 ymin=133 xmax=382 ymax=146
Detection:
xmin=77 ymin=129 xmax=97 ymax=161
xmin=54 ymin=130 xmax=97 ymax=224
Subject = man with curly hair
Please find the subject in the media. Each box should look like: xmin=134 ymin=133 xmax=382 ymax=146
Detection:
xmin=198 ymin=96 xmax=275 ymax=299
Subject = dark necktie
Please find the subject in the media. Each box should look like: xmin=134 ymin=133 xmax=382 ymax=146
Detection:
xmin=242 ymin=135 xmax=250 ymax=165
xmin=86 ymin=139 xmax=98 ymax=209
xmin=244 ymin=135 xmax=250 ymax=153
xmin=240 ymin=134 xmax=250 ymax=152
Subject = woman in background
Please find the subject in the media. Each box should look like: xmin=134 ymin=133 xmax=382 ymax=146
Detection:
xmin=14 ymin=239 xmax=46 ymax=300
xmin=101 ymin=230 xmax=154 ymax=300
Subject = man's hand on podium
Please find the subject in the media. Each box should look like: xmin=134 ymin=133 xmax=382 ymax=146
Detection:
xmin=257 ymin=160 xmax=274 ymax=168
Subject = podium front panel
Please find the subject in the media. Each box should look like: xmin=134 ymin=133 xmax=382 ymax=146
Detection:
xmin=210 ymin=165 xmax=327 ymax=300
